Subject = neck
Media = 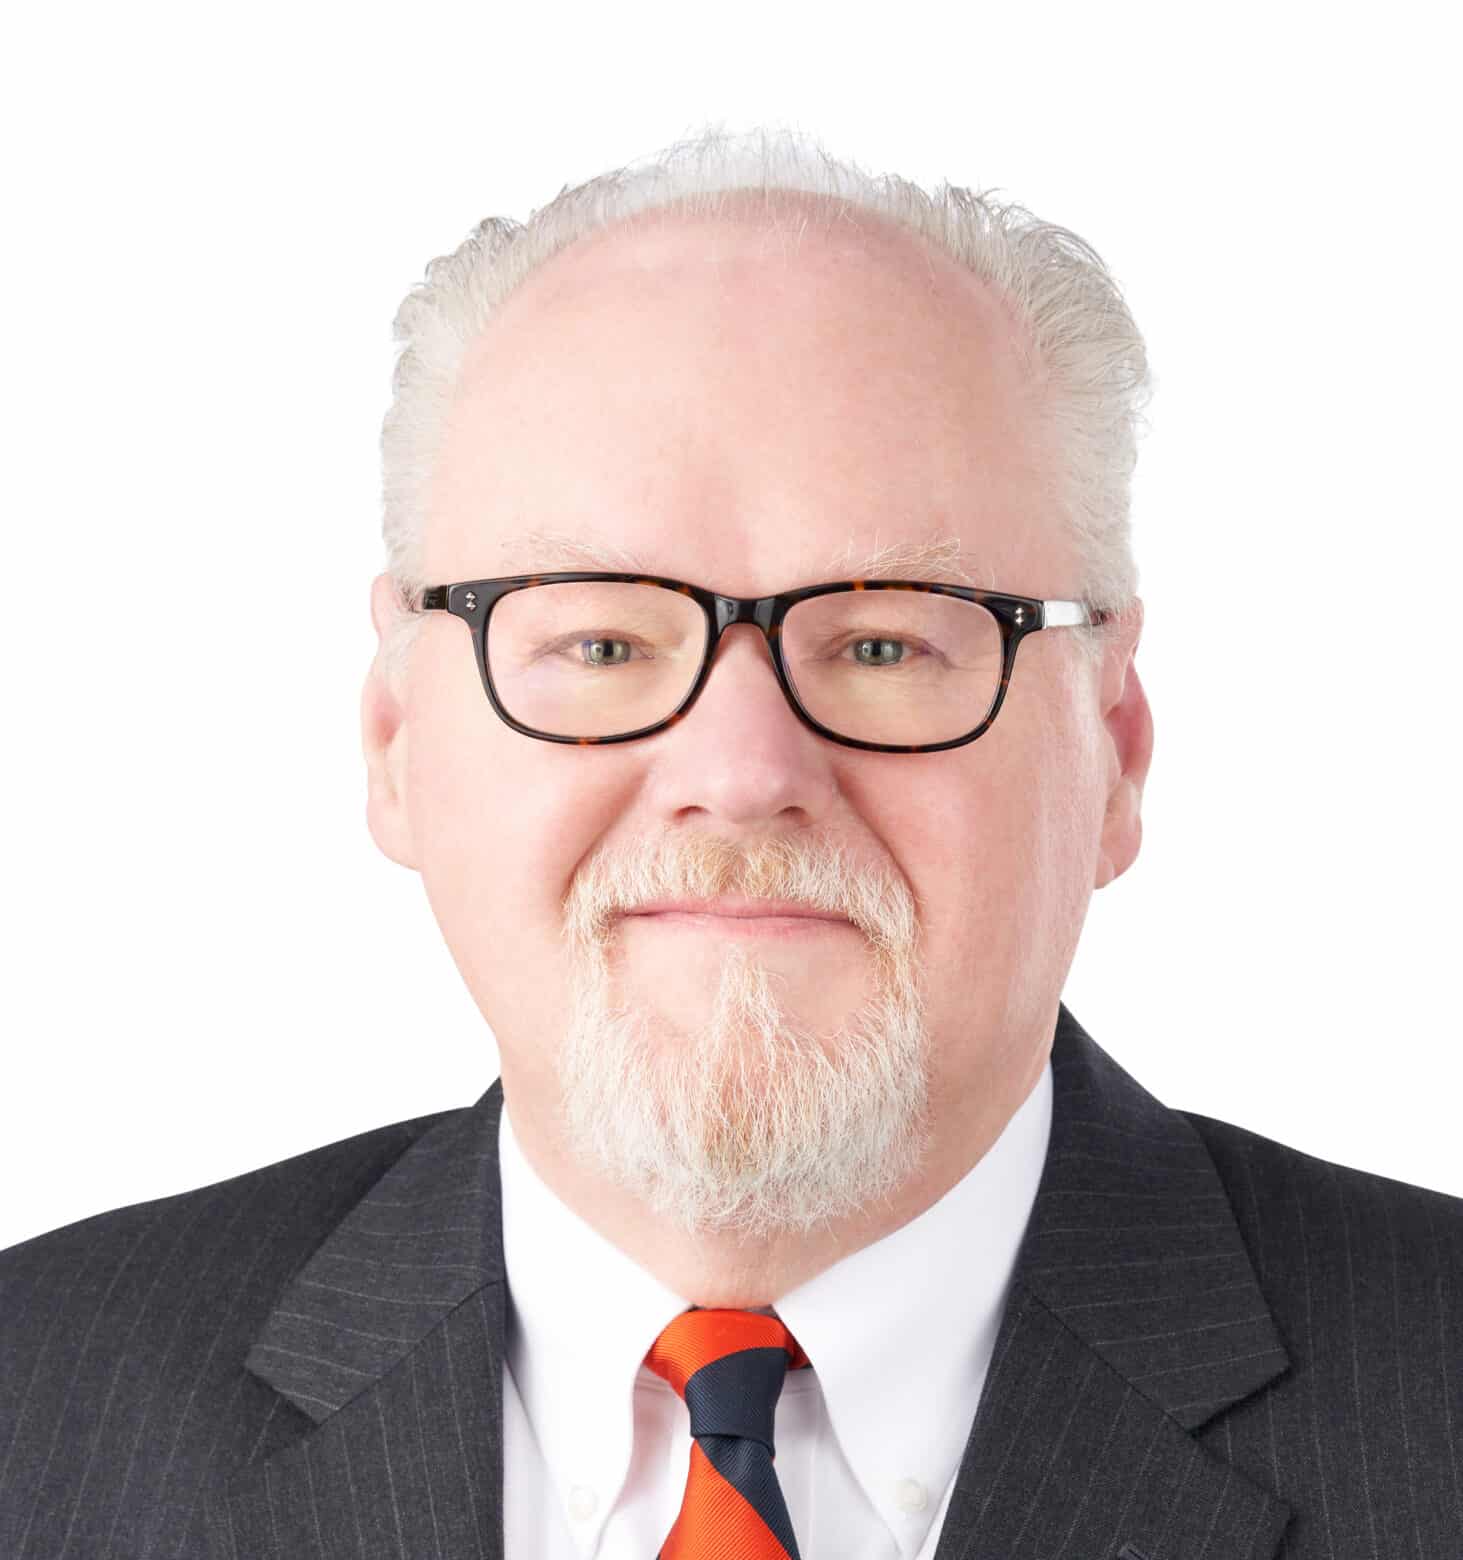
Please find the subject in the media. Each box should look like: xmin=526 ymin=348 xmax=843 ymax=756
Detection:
xmin=501 ymin=1038 xmax=1049 ymax=1307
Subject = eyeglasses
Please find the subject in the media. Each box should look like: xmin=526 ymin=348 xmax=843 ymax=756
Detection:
xmin=416 ymin=572 xmax=1110 ymax=754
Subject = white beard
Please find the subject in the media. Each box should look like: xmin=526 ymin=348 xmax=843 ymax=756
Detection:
xmin=554 ymin=836 xmax=934 ymax=1240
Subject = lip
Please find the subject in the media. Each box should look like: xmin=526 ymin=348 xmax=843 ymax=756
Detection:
xmin=625 ymin=910 xmax=854 ymax=937
xmin=625 ymin=898 xmax=849 ymax=921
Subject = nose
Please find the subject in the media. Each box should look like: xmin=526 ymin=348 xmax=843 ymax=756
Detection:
xmin=645 ymin=619 xmax=835 ymax=827
xmin=695 ymin=622 xmax=797 ymax=720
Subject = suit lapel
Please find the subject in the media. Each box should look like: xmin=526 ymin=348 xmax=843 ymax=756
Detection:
xmin=206 ymin=1089 xmax=510 ymax=1559
xmin=215 ymin=1003 xmax=1295 ymax=1560
xmin=930 ymin=1003 xmax=1295 ymax=1560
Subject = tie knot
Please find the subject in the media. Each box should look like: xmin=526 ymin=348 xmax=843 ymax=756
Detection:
xmin=645 ymin=1308 xmax=811 ymax=1454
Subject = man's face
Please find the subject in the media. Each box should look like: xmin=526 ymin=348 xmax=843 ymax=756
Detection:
xmin=365 ymin=202 xmax=1149 ymax=1241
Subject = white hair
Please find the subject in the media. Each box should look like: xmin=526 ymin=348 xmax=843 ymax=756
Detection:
xmin=378 ymin=123 xmax=1152 ymax=687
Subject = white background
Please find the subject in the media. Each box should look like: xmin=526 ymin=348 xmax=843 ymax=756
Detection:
xmin=3 ymin=1 xmax=1459 ymax=1251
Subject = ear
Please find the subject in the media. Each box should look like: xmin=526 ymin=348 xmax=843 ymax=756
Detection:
xmin=1093 ymin=598 xmax=1154 ymax=890
xmin=361 ymin=572 xmax=419 ymax=871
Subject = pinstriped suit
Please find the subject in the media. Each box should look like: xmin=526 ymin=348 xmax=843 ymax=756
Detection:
xmin=2 ymin=1001 xmax=1460 ymax=1558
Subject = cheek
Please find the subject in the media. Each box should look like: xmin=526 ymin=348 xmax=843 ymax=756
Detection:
xmin=901 ymin=714 xmax=1102 ymax=1012
xmin=991 ymin=726 xmax=1107 ymax=1005
xmin=407 ymin=661 xmax=502 ymax=888
xmin=911 ymin=777 xmax=1047 ymax=955
xmin=403 ymin=644 xmax=539 ymax=985
xmin=404 ymin=674 xmax=624 ymax=999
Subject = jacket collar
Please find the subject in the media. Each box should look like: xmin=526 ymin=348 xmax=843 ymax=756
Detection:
xmin=1015 ymin=1005 xmax=1291 ymax=1433
xmin=239 ymin=1093 xmax=506 ymax=1425
xmin=215 ymin=1002 xmax=1294 ymax=1559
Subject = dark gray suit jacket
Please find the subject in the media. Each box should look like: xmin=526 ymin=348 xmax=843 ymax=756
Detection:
xmin=2 ymin=1002 xmax=1460 ymax=1558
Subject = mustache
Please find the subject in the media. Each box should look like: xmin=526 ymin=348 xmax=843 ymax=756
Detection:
xmin=563 ymin=835 xmax=916 ymax=951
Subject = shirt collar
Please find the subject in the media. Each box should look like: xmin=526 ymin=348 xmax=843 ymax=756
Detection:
xmin=499 ymin=1102 xmax=689 ymax=1535
xmin=773 ymin=1058 xmax=1052 ymax=1538
xmin=500 ymin=1058 xmax=1053 ymax=1547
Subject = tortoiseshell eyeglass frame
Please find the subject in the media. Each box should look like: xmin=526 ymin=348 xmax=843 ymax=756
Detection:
xmin=416 ymin=572 xmax=1112 ymax=755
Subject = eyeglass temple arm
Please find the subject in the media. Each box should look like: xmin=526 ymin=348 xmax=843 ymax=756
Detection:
xmin=1043 ymin=600 xmax=1110 ymax=627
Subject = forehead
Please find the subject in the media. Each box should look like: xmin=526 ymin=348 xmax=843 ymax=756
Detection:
xmin=426 ymin=197 xmax=1064 ymax=595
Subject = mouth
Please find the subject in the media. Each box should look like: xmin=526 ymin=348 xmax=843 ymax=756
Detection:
xmin=622 ymin=899 xmax=854 ymax=936
xmin=627 ymin=896 xmax=846 ymax=918
xmin=626 ymin=910 xmax=854 ymax=937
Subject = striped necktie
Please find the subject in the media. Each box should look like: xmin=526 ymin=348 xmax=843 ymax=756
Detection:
xmin=645 ymin=1306 xmax=812 ymax=1559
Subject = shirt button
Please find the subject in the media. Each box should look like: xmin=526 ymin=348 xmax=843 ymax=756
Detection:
xmin=567 ymin=1485 xmax=599 ymax=1521
xmin=893 ymin=1477 xmax=928 ymax=1513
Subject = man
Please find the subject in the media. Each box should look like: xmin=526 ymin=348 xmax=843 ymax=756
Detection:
xmin=2 ymin=126 xmax=1459 ymax=1559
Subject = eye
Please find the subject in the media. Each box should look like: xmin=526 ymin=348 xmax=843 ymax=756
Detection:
xmin=848 ymin=636 xmax=923 ymax=666
xmin=578 ymin=636 xmax=640 ymax=667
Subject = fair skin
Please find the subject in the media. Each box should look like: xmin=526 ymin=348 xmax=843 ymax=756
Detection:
xmin=361 ymin=198 xmax=1153 ymax=1308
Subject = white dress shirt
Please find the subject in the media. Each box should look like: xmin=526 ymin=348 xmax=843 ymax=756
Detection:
xmin=499 ymin=1060 xmax=1052 ymax=1559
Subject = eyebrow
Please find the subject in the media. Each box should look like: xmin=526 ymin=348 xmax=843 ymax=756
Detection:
xmin=494 ymin=527 xmax=987 ymax=588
